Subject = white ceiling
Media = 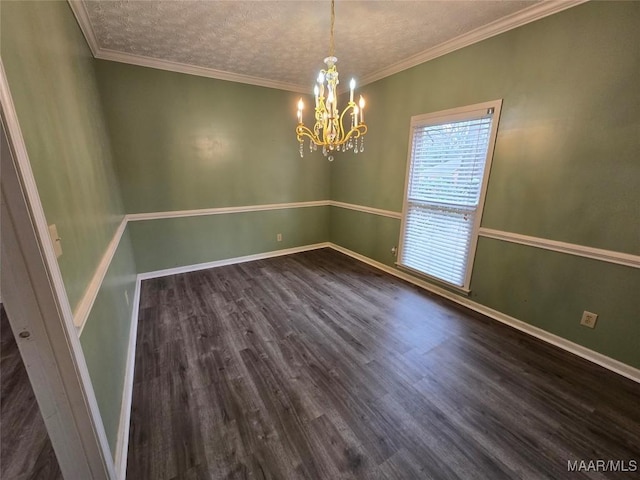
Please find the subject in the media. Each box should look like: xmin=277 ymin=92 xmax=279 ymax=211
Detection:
xmin=70 ymin=1 xmax=583 ymax=92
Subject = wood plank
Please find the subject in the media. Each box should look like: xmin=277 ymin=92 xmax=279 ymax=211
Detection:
xmin=127 ymin=248 xmax=640 ymax=479
xmin=0 ymin=306 xmax=62 ymax=480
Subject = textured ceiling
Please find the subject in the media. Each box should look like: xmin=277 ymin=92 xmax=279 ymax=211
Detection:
xmin=80 ymin=0 xmax=545 ymax=91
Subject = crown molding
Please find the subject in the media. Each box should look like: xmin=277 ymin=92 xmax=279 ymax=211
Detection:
xmin=95 ymin=48 xmax=309 ymax=93
xmin=67 ymin=0 xmax=100 ymax=56
xmin=359 ymin=0 xmax=588 ymax=87
xmin=66 ymin=0 xmax=308 ymax=93
xmin=68 ymin=0 xmax=586 ymax=93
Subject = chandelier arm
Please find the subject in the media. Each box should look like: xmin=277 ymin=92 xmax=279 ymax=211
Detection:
xmin=337 ymin=102 xmax=355 ymax=144
xmin=296 ymin=125 xmax=321 ymax=145
xmin=321 ymin=119 xmax=328 ymax=145
xmin=354 ymin=124 xmax=368 ymax=137
xmin=337 ymin=111 xmax=346 ymax=146
xmin=294 ymin=0 xmax=367 ymax=158
xmin=342 ymin=124 xmax=368 ymax=142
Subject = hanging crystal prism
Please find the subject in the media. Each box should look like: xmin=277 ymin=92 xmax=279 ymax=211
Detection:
xmin=293 ymin=1 xmax=367 ymax=162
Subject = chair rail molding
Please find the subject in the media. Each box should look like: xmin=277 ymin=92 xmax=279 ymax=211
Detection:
xmin=478 ymin=227 xmax=640 ymax=269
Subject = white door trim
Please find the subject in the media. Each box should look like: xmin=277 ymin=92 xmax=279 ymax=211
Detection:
xmin=1 ymin=60 xmax=115 ymax=479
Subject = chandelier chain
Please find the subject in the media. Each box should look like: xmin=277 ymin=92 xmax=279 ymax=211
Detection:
xmin=329 ymin=0 xmax=335 ymax=57
xmin=295 ymin=0 xmax=367 ymax=160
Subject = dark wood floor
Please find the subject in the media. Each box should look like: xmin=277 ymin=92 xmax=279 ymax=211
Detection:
xmin=0 ymin=305 xmax=62 ymax=480
xmin=127 ymin=248 xmax=640 ymax=480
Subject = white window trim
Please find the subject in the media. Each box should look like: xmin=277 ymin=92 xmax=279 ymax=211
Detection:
xmin=397 ymin=99 xmax=503 ymax=292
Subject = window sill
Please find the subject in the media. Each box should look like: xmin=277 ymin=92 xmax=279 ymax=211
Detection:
xmin=394 ymin=263 xmax=472 ymax=296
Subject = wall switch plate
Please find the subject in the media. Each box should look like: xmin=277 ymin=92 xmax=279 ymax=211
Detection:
xmin=277 ymin=233 xmax=282 ymax=242
xmin=125 ymin=290 xmax=130 ymax=307
xmin=580 ymin=311 xmax=598 ymax=329
xmin=48 ymin=224 xmax=63 ymax=258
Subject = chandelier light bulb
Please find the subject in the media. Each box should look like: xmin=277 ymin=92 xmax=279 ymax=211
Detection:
xmin=297 ymin=98 xmax=304 ymax=124
xmin=295 ymin=0 xmax=368 ymax=160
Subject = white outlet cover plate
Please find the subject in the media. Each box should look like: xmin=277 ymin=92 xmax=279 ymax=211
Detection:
xmin=580 ymin=311 xmax=598 ymax=328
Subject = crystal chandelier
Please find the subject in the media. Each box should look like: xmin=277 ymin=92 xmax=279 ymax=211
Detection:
xmin=295 ymin=0 xmax=367 ymax=161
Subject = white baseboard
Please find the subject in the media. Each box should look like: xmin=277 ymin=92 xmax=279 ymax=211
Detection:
xmin=138 ymin=242 xmax=331 ymax=280
xmin=327 ymin=243 xmax=640 ymax=384
xmin=114 ymin=242 xmax=329 ymax=479
xmin=114 ymin=277 xmax=141 ymax=480
xmin=135 ymin=240 xmax=639 ymax=383
xmin=113 ymin=240 xmax=638 ymax=480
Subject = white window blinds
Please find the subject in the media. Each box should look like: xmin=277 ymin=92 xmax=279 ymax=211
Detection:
xmin=400 ymin=102 xmax=500 ymax=289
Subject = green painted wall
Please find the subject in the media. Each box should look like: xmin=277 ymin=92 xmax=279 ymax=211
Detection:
xmin=329 ymin=2 xmax=640 ymax=367
xmin=129 ymin=207 xmax=328 ymax=273
xmin=5 ymin=5 xmax=637 ymax=465
xmin=1 ymin=1 xmax=138 ymax=455
xmin=1 ymin=0 xmax=126 ymax=308
xmin=95 ymin=60 xmax=332 ymax=273
xmin=330 ymin=207 xmax=400 ymax=267
xmin=471 ymin=238 xmax=639 ymax=366
xmin=95 ymin=60 xmax=329 ymax=213
xmin=80 ymin=231 xmax=137 ymax=455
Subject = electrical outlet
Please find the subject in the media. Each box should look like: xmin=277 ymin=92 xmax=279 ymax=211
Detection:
xmin=391 ymin=246 xmax=398 ymax=256
xmin=277 ymin=233 xmax=282 ymax=242
xmin=580 ymin=311 xmax=598 ymax=329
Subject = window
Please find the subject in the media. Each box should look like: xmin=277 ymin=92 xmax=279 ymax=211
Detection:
xmin=398 ymin=100 xmax=502 ymax=291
